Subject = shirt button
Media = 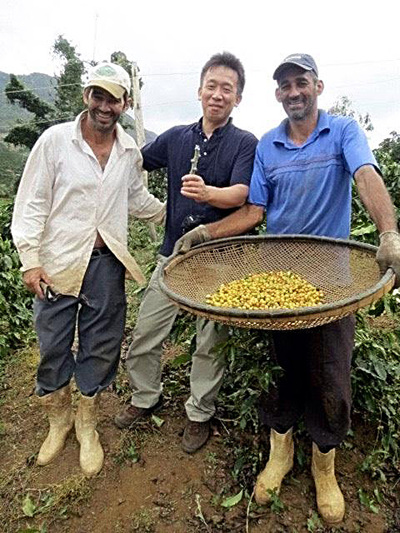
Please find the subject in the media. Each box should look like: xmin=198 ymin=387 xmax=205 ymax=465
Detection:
xmin=203 ymin=152 xmax=207 ymax=156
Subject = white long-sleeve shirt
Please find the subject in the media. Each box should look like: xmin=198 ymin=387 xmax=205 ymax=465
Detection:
xmin=11 ymin=111 xmax=165 ymax=296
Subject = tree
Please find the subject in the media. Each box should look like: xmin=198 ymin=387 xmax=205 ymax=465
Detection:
xmin=328 ymin=95 xmax=373 ymax=132
xmin=4 ymin=35 xmax=86 ymax=150
xmin=4 ymin=75 xmax=56 ymax=149
xmin=374 ymin=132 xmax=400 ymax=214
xmin=376 ymin=131 xmax=400 ymax=163
xmin=4 ymin=37 xmax=143 ymax=151
xmin=52 ymin=35 xmax=86 ymax=118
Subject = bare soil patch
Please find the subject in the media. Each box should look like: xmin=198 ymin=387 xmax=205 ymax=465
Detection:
xmin=1 ymin=346 xmax=399 ymax=533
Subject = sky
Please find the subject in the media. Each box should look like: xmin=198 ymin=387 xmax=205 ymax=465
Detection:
xmin=1 ymin=0 xmax=400 ymax=147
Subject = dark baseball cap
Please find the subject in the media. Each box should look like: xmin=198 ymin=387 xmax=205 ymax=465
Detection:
xmin=273 ymin=53 xmax=318 ymax=80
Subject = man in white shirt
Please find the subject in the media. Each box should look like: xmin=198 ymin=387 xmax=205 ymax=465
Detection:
xmin=11 ymin=62 xmax=165 ymax=476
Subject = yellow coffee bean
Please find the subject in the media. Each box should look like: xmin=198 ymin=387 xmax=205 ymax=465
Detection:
xmin=205 ymin=271 xmax=324 ymax=310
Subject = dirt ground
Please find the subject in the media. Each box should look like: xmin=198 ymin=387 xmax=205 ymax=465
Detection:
xmin=1 ymin=345 xmax=399 ymax=533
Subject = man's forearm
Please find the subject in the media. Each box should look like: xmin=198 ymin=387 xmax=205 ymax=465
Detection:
xmin=204 ymin=184 xmax=249 ymax=209
xmin=206 ymin=203 xmax=265 ymax=239
xmin=355 ymin=165 xmax=397 ymax=233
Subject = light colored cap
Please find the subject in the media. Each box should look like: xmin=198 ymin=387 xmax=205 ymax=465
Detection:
xmin=85 ymin=62 xmax=131 ymax=99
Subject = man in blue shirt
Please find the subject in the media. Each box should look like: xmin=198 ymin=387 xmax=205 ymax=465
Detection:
xmin=175 ymin=54 xmax=400 ymax=524
xmin=114 ymin=52 xmax=258 ymax=454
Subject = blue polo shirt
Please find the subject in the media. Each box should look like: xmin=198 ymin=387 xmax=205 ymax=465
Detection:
xmin=142 ymin=118 xmax=258 ymax=256
xmin=249 ymin=111 xmax=378 ymax=238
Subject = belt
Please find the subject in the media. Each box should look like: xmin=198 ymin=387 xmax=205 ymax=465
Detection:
xmin=91 ymin=246 xmax=110 ymax=257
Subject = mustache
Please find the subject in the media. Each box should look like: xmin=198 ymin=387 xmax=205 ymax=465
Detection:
xmin=287 ymin=96 xmax=303 ymax=103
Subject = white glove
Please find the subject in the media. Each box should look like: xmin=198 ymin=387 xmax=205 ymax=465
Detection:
xmin=376 ymin=231 xmax=400 ymax=286
xmin=173 ymin=225 xmax=211 ymax=254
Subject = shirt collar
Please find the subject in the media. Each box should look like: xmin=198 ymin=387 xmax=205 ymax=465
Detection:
xmin=193 ymin=117 xmax=233 ymax=138
xmin=273 ymin=110 xmax=330 ymax=147
xmin=72 ymin=110 xmax=136 ymax=151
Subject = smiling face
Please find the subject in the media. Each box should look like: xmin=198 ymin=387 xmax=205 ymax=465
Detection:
xmin=83 ymin=87 xmax=128 ymax=133
xmin=275 ymin=66 xmax=324 ymax=122
xmin=198 ymin=66 xmax=242 ymax=128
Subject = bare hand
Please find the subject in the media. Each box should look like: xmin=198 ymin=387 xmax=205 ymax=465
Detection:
xmin=23 ymin=267 xmax=53 ymax=299
xmin=181 ymin=174 xmax=210 ymax=203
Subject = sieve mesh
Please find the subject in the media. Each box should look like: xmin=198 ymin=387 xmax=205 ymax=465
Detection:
xmin=159 ymin=235 xmax=395 ymax=330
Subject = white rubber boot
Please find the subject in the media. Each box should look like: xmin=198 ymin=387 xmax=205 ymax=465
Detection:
xmin=311 ymin=442 xmax=345 ymax=524
xmin=37 ymin=384 xmax=74 ymax=466
xmin=75 ymin=393 xmax=104 ymax=477
xmin=254 ymin=428 xmax=294 ymax=505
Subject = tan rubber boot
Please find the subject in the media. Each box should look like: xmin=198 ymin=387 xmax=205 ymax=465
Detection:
xmin=311 ymin=442 xmax=345 ymax=524
xmin=37 ymin=384 xmax=74 ymax=466
xmin=75 ymin=393 xmax=104 ymax=477
xmin=254 ymin=428 xmax=294 ymax=505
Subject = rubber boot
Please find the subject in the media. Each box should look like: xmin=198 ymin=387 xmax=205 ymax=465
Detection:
xmin=254 ymin=428 xmax=294 ymax=505
xmin=311 ymin=442 xmax=345 ymax=524
xmin=37 ymin=384 xmax=74 ymax=466
xmin=75 ymin=393 xmax=104 ymax=477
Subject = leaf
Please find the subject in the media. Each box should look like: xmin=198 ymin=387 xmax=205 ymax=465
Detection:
xmin=3 ymin=255 xmax=13 ymax=269
xmin=151 ymin=414 xmax=164 ymax=427
xmin=22 ymin=494 xmax=36 ymax=517
xmin=351 ymin=224 xmax=376 ymax=236
xmin=373 ymin=360 xmax=387 ymax=380
xmin=221 ymin=489 xmax=243 ymax=508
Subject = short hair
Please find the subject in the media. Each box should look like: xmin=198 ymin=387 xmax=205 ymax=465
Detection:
xmin=200 ymin=52 xmax=245 ymax=96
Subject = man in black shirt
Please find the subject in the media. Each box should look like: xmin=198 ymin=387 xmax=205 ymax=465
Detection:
xmin=114 ymin=52 xmax=257 ymax=453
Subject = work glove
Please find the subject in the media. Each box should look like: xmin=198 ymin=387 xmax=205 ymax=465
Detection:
xmin=376 ymin=231 xmax=400 ymax=287
xmin=173 ymin=224 xmax=211 ymax=254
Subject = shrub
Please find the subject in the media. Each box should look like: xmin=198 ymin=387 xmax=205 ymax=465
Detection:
xmin=0 ymin=235 xmax=34 ymax=360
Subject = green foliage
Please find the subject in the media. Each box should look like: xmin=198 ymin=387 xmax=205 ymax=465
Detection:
xmin=52 ymin=35 xmax=86 ymax=118
xmin=218 ymin=328 xmax=278 ymax=432
xmin=220 ymin=489 xmax=243 ymax=508
xmin=148 ymin=169 xmax=167 ymax=202
xmin=374 ymin=132 xmax=400 ymax=215
xmin=358 ymin=487 xmax=381 ymax=514
xmin=352 ymin=303 xmax=400 ymax=479
xmin=268 ymin=489 xmax=285 ymax=514
xmin=350 ymin=132 xmax=400 ymax=245
xmin=306 ymin=511 xmax=324 ymax=532
xmin=376 ymin=131 xmax=400 ymax=163
xmin=110 ymin=51 xmax=144 ymax=94
xmin=0 ymin=142 xmax=27 ymax=198
xmin=0 ymin=201 xmax=34 ymax=361
xmin=0 ymin=71 xmax=55 ymax=135
xmin=5 ymin=75 xmax=54 ymax=118
xmin=4 ymin=75 xmax=56 ymax=149
xmin=328 ymin=95 xmax=373 ymax=132
xmin=0 ymin=198 xmax=14 ymax=239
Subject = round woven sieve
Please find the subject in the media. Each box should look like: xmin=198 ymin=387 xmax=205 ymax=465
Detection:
xmin=158 ymin=235 xmax=395 ymax=330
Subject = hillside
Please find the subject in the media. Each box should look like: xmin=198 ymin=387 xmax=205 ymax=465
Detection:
xmin=0 ymin=71 xmax=156 ymax=142
xmin=0 ymin=71 xmax=55 ymax=133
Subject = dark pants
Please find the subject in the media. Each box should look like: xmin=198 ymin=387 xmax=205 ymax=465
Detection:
xmin=34 ymin=249 xmax=126 ymax=397
xmin=259 ymin=316 xmax=355 ymax=449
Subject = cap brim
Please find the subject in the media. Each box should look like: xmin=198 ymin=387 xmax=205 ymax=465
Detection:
xmin=85 ymin=80 xmax=125 ymax=99
xmin=273 ymin=61 xmax=313 ymax=80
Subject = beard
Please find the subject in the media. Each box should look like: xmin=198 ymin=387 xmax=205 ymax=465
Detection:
xmin=88 ymin=109 xmax=120 ymax=133
xmin=284 ymin=95 xmax=316 ymax=121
